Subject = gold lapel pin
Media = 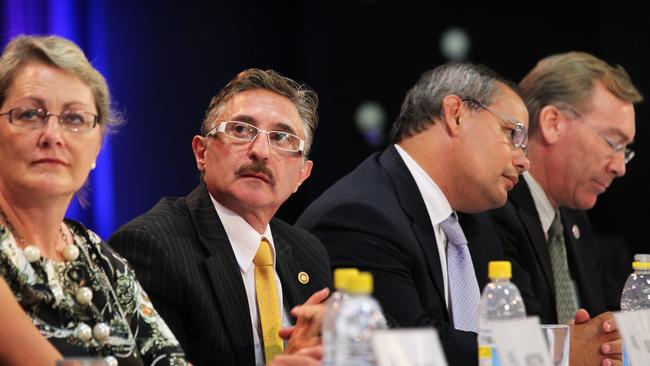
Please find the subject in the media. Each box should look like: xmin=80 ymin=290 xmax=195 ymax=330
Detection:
xmin=298 ymin=271 xmax=310 ymax=284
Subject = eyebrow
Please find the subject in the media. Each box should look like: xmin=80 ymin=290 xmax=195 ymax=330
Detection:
xmin=229 ymin=114 xmax=300 ymax=136
xmin=561 ymin=106 xmax=634 ymax=145
xmin=14 ymin=96 xmax=46 ymax=109
xmin=14 ymin=96 xmax=93 ymax=112
xmin=602 ymin=126 xmax=635 ymax=145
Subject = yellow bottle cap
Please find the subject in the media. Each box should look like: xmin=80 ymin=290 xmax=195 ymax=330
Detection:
xmin=632 ymin=261 xmax=650 ymax=270
xmin=349 ymin=272 xmax=373 ymax=294
xmin=333 ymin=268 xmax=359 ymax=290
xmin=488 ymin=261 xmax=512 ymax=279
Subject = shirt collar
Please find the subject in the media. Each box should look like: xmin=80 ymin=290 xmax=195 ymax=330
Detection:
xmin=524 ymin=171 xmax=556 ymax=235
xmin=395 ymin=144 xmax=453 ymax=225
xmin=209 ymin=193 xmax=276 ymax=273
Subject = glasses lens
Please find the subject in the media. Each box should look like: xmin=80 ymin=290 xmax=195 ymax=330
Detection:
xmin=624 ymin=149 xmax=635 ymax=164
xmin=10 ymin=108 xmax=45 ymax=128
xmin=60 ymin=111 xmax=95 ymax=132
xmin=224 ymin=121 xmax=258 ymax=140
xmin=514 ymin=126 xmax=527 ymax=148
xmin=268 ymin=132 xmax=301 ymax=151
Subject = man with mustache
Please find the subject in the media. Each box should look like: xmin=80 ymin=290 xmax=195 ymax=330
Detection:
xmin=109 ymin=69 xmax=332 ymax=366
xmin=488 ymin=52 xmax=643 ymax=365
xmin=297 ymin=62 xmax=530 ymax=365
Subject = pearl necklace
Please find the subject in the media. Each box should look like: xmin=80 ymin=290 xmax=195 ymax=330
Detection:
xmin=0 ymin=207 xmax=79 ymax=262
xmin=0 ymin=209 xmax=117 ymax=364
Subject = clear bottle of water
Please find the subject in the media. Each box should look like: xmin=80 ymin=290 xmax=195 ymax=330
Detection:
xmin=322 ymin=268 xmax=359 ymax=366
xmin=478 ymin=261 xmax=527 ymax=366
xmin=334 ymin=271 xmax=388 ymax=366
xmin=620 ymin=254 xmax=650 ymax=366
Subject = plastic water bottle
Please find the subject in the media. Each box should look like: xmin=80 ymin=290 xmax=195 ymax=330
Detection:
xmin=620 ymin=254 xmax=650 ymax=311
xmin=478 ymin=261 xmax=527 ymax=366
xmin=322 ymin=268 xmax=359 ymax=366
xmin=334 ymin=271 xmax=388 ymax=366
xmin=620 ymin=254 xmax=650 ymax=366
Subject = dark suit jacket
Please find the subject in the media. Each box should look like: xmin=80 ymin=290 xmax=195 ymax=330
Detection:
xmin=488 ymin=179 xmax=619 ymax=324
xmin=296 ymin=146 xmax=504 ymax=366
xmin=108 ymin=184 xmax=332 ymax=366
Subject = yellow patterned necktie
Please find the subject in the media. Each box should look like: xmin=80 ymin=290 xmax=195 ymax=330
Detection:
xmin=254 ymin=238 xmax=283 ymax=362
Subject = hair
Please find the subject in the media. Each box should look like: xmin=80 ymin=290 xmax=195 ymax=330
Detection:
xmin=520 ymin=51 xmax=643 ymax=136
xmin=390 ymin=62 xmax=519 ymax=143
xmin=0 ymin=34 xmax=123 ymax=135
xmin=201 ymin=68 xmax=319 ymax=158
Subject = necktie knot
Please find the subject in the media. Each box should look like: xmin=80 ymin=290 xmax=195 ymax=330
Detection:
xmin=548 ymin=209 xmax=563 ymax=240
xmin=440 ymin=214 xmax=468 ymax=246
xmin=254 ymin=239 xmax=273 ymax=267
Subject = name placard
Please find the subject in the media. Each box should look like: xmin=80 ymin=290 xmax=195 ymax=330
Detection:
xmin=491 ymin=316 xmax=553 ymax=366
xmin=614 ymin=309 xmax=650 ymax=365
xmin=373 ymin=328 xmax=448 ymax=366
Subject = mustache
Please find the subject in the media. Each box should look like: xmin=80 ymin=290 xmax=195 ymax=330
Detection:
xmin=235 ymin=160 xmax=275 ymax=184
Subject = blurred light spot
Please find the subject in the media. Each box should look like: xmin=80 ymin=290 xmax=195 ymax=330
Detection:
xmin=439 ymin=27 xmax=471 ymax=61
xmin=355 ymin=101 xmax=386 ymax=147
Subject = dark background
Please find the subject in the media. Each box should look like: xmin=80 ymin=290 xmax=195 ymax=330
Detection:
xmin=1 ymin=1 xmax=647 ymax=264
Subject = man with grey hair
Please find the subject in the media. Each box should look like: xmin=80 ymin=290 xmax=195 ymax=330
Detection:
xmin=110 ymin=68 xmax=332 ymax=366
xmin=297 ymin=62 xmax=530 ymax=365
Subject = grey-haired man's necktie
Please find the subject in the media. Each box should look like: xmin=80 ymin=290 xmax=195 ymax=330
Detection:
xmin=548 ymin=209 xmax=578 ymax=323
xmin=441 ymin=214 xmax=480 ymax=333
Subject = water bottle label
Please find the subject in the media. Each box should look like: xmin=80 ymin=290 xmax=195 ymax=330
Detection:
xmin=478 ymin=346 xmax=500 ymax=366
xmin=479 ymin=346 xmax=492 ymax=359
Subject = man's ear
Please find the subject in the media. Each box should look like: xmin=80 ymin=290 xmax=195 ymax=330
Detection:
xmin=293 ymin=159 xmax=313 ymax=193
xmin=192 ymin=135 xmax=208 ymax=172
xmin=538 ymin=105 xmax=563 ymax=145
xmin=440 ymin=95 xmax=463 ymax=137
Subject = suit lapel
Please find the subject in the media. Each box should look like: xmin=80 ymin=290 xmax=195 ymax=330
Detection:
xmin=560 ymin=208 xmax=600 ymax=309
xmin=509 ymin=181 xmax=556 ymax=300
xmin=379 ymin=146 xmax=446 ymax=305
xmin=186 ymin=184 xmax=255 ymax=366
xmin=272 ymin=222 xmax=303 ymax=324
xmin=458 ymin=212 xmax=491 ymax=289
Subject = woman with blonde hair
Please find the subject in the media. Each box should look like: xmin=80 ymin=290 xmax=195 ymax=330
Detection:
xmin=0 ymin=35 xmax=187 ymax=366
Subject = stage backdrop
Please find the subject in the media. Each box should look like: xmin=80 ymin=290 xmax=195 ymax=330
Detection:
xmin=1 ymin=1 xmax=647 ymax=269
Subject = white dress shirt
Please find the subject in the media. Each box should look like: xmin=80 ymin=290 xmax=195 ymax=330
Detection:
xmin=524 ymin=172 xmax=555 ymax=239
xmin=396 ymin=144 xmax=454 ymax=308
xmin=210 ymin=194 xmax=290 ymax=366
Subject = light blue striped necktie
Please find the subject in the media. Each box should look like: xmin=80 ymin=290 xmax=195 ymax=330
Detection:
xmin=441 ymin=214 xmax=480 ymax=333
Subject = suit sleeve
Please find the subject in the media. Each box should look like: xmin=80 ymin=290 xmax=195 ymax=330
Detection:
xmin=597 ymin=252 xmax=622 ymax=312
xmin=299 ymin=201 xmax=478 ymax=366
xmin=108 ymin=227 xmax=189 ymax=348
